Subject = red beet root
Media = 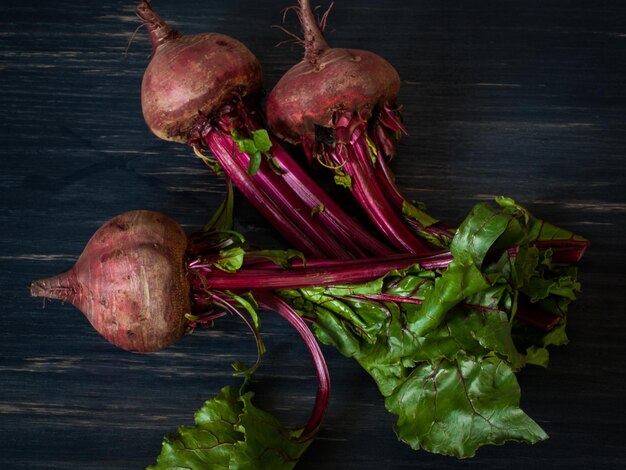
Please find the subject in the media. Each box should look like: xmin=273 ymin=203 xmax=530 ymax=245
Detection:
xmin=267 ymin=1 xmax=400 ymax=146
xmin=267 ymin=0 xmax=442 ymax=254
xmin=29 ymin=209 xmax=445 ymax=354
xmin=266 ymin=2 xmax=590 ymax=264
xmin=30 ymin=211 xmax=190 ymax=352
xmin=29 ymin=210 xmax=337 ymax=439
xmin=27 ymin=210 xmax=443 ymax=438
xmin=138 ymin=1 xmax=262 ymax=143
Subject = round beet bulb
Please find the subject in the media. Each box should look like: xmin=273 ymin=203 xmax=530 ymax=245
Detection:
xmin=138 ymin=0 xmax=263 ymax=143
xmin=266 ymin=0 xmax=401 ymax=146
xmin=265 ymin=0 xmax=452 ymax=255
xmin=30 ymin=211 xmax=190 ymax=352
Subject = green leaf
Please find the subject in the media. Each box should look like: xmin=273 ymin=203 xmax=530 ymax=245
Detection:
xmin=148 ymin=386 xmax=311 ymax=470
xmin=248 ymin=151 xmax=262 ymax=176
xmin=310 ymin=205 xmax=325 ymax=217
xmin=276 ymin=198 xmax=585 ymax=457
xmin=231 ymin=129 xmax=273 ymax=176
xmin=249 ymin=249 xmax=306 ymax=269
xmin=279 ymin=279 xmax=389 ymax=345
xmin=495 ymin=196 xmax=589 ymax=244
xmin=541 ymin=322 xmax=569 ymax=347
xmin=229 ymin=292 xmax=261 ymax=330
xmin=204 ymin=181 xmax=235 ymax=232
xmin=333 ymin=173 xmax=352 ymax=189
xmin=525 ymin=346 xmax=550 ymax=367
xmin=408 ymin=202 xmax=518 ymax=337
xmin=223 ymin=292 xmax=264 ymax=383
xmin=215 ymin=247 xmax=245 ymax=273
xmin=451 ymin=202 xmax=515 ymax=265
xmin=365 ymin=133 xmax=378 ymax=163
xmin=386 ymin=354 xmax=548 ymax=458
xmin=251 ymin=129 xmax=272 ymax=153
xmin=231 ymin=130 xmax=257 ymax=154
xmin=401 ymin=200 xmax=447 ymax=243
xmin=515 ymin=319 xmax=570 ymax=367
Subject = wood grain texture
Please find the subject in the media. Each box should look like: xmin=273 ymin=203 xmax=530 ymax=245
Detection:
xmin=1 ymin=0 xmax=625 ymax=468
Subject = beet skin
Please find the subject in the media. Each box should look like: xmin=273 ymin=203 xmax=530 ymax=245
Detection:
xmin=30 ymin=211 xmax=190 ymax=352
xmin=138 ymin=0 xmax=263 ymax=143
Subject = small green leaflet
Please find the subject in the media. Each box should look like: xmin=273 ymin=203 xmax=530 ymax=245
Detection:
xmin=310 ymin=205 xmax=325 ymax=217
xmin=193 ymin=146 xmax=223 ymax=175
xmin=227 ymin=292 xmax=266 ymax=380
xmin=401 ymin=200 xmax=450 ymax=249
xmin=365 ymin=133 xmax=378 ymax=164
xmin=525 ymin=345 xmax=550 ymax=368
xmin=249 ymin=249 xmax=306 ymax=269
xmin=231 ymin=129 xmax=273 ymax=176
xmin=148 ymin=386 xmax=311 ymax=470
xmin=333 ymin=173 xmax=352 ymax=189
xmin=214 ymin=246 xmax=245 ymax=273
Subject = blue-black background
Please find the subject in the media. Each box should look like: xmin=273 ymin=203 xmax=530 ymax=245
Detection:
xmin=1 ymin=1 xmax=624 ymax=468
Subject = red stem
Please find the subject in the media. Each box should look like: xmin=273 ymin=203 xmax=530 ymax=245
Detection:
xmin=204 ymin=129 xmax=327 ymax=258
xmin=190 ymin=251 xmax=566 ymax=332
xmin=234 ymin=107 xmax=393 ymax=257
xmin=221 ymin=131 xmax=353 ymax=260
xmin=344 ymin=136 xmax=433 ymax=254
xmin=188 ymin=252 xmax=453 ymax=291
xmin=267 ymin=138 xmax=394 ymax=257
xmin=516 ymin=297 xmax=562 ymax=331
xmin=196 ymin=105 xmax=394 ymax=259
xmin=255 ymin=291 xmax=330 ymax=441
xmin=533 ymin=240 xmax=590 ymax=264
xmin=241 ymin=252 xmax=444 ymax=270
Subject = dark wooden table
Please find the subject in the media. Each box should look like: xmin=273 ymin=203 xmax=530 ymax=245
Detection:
xmin=2 ymin=1 xmax=625 ymax=468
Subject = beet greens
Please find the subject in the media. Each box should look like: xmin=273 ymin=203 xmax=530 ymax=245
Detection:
xmin=154 ymin=196 xmax=586 ymax=461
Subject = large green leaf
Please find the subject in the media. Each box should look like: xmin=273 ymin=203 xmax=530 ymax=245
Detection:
xmin=496 ymin=196 xmax=589 ymax=244
xmin=386 ymin=353 xmax=547 ymax=458
xmin=277 ymin=199 xmax=583 ymax=458
xmin=148 ymin=386 xmax=311 ymax=470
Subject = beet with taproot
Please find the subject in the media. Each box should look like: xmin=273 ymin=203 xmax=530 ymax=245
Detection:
xmin=30 ymin=211 xmax=190 ymax=352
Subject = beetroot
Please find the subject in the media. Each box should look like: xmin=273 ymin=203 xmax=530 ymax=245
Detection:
xmin=27 ymin=210 xmax=450 ymax=441
xmin=138 ymin=1 xmax=262 ymax=143
xmin=136 ymin=0 xmax=393 ymax=260
xmin=29 ymin=210 xmax=435 ymax=354
xmin=267 ymin=0 xmax=400 ymax=149
xmin=266 ymin=2 xmax=590 ymax=262
xmin=30 ymin=211 xmax=190 ymax=352
xmin=267 ymin=0 xmax=453 ymax=253
xmin=30 ymin=204 xmax=585 ymax=458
